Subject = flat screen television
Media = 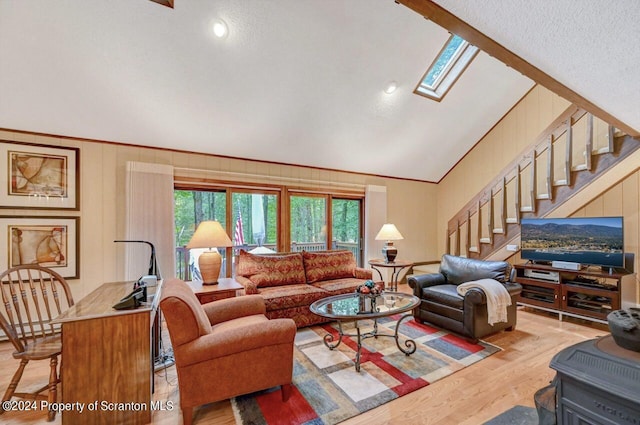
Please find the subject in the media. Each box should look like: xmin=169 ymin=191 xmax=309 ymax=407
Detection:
xmin=520 ymin=216 xmax=624 ymax=269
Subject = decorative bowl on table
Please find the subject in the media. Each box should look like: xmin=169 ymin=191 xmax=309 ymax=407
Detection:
xmin=356 ymin=280 xmax=383 ymax=313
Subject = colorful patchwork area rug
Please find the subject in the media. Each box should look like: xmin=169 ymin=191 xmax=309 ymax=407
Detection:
xmin=232 ymin=315 xmax=501 ymax=425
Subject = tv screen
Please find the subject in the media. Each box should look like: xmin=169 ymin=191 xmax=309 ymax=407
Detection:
xmin=520 ymin=217 xmax=624 ymax=269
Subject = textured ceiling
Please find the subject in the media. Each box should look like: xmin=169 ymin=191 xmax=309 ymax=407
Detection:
xmin=433 ymin=0 xmax=640 ymax=136
xmin=0 ymin=1 xmax=559 ymax=182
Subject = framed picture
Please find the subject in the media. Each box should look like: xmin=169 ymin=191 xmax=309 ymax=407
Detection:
xmin=0 ymin=216 xmax=79 ymax=279
xmin=0 ymin=140 xmax=79 ymax=210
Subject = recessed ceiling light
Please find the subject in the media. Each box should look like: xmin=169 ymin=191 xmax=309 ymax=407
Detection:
xmin=384 ymin=81 xmax=398 ymax=94
xmin=212 ymin=19 xmax=228 ymax=38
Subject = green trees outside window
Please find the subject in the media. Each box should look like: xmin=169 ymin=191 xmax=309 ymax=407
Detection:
xmin=290 ymin=195 xmax=327 ymax=251
xmin=174 ymin=187 xmax=363 ymax=280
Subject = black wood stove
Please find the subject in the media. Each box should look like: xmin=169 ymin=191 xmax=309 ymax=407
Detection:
xmin=549 ymin=335 xmax=640 ymax=425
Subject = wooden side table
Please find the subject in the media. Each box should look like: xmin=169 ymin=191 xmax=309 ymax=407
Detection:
xmin=368 ymin=259 xmax=414 ymax=292
xmin=187 ymin=278 xmax=243 ymax=304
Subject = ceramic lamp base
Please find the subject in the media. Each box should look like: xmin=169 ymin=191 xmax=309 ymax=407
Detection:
xmin=382 ymin=243 xmax=398 ymax=263
xmin=198 ymin=250 xmax=222 ymax=284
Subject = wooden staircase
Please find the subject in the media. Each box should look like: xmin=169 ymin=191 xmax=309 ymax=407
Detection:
xmin=446 ymin=105 xmax=640 ymax=261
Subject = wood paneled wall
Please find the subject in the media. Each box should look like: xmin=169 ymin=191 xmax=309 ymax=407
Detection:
xmin=2 ymin=83 xmax=636 ymax=305
xmin=569 ymin=170 xmax=640 ymax=304
xmin=0 ymin=129 xmax=437 ymax=301
xmin=437 ymin=86 xmax=571 ymax=253
xmin=436 ymin=84 xmax=639 ymax=305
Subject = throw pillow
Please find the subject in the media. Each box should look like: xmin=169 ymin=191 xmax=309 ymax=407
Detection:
xmin=236 ymin=250 xmax=306 ymax=287
xmin=303 ymin=250 xmax=356 ymax=283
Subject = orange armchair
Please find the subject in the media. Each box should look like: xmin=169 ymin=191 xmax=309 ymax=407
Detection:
xmin=159 ymin=279 xmax=296 ymax=425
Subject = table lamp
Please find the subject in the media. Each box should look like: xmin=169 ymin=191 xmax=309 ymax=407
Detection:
xmin=375 ymin=223 xmax=404 ymax=263
xmin=186 ymin=221 xmax=233 ymax=284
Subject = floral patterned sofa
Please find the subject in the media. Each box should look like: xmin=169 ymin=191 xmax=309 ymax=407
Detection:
xmin=235 ymin=249 xmax=373 ymax=327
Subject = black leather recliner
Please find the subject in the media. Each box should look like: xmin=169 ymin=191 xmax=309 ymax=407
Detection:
xmin=408 ymin=255 xmax=522 ymax=342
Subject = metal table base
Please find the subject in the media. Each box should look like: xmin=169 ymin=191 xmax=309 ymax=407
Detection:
xmin=322 ymin=314 xmax=417 ymax=372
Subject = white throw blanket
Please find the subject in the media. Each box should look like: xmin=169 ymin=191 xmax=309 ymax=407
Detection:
xmin=456 ymin=278 xmax=511 ymax=325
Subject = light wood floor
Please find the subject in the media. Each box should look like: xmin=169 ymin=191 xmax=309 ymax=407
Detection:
xmin=0 ymin=286 xmax=608 ymax=425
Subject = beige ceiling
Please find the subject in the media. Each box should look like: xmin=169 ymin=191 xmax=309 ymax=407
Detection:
xmin=5 ymin=1 xmax=633 ymax=182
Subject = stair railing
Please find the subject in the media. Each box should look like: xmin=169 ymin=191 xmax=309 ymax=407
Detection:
xmin=446 ymin=104 xmax=626 ymax=260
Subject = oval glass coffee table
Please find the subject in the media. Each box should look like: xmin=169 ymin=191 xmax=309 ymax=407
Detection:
xmin=309 ymin=292 xmax=420 ymax=372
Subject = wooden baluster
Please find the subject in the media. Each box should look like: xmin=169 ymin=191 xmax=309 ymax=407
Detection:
xmin=463 ymin=211 xmax=471 ymax=257
xmin=500 ymin=178 xmax=507 ymax=231
xmin=491 ymin=179 xmax=506 ymax=234
xmin=566 ymin=119 xmax=574 ymax=173
xmin=585 ymin=114 xmax=593 ymax=170
xmin=513 ymin=171 xmax=521 ymax=222
xmin=487 ymin=196 xmax=494 ymax=243
xmin=607 ymin=123 xmax=615 ymax=153
xmin=545 ymin=136 xmax=553 ymax=200
xmin=476 ymin=202 xmax=480 ymax=252
xmin=529 ymin=156 xmax=536 ymax=211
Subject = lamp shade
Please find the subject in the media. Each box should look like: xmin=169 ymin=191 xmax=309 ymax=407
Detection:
xmin=375 ymin=224 xmax=403 ymax=263
xmin=186 ymin=221 xmax=232 ymax=249
xmin=375 ymin=224 xmax=404 ymax=241
xmin=186 ymin=221 xmax=232 ymax=284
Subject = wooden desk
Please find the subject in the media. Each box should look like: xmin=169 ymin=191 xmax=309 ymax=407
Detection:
xmin=52 ymin=280 xmax=162 ymax=425
xmin=187 ymin=277 xmax=242 ymax=304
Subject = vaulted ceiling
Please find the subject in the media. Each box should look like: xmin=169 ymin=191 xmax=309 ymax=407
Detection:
xmin=0 ymin=1 xmax=637 ymax=182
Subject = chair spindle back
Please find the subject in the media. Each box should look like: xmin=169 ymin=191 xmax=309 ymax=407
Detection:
xmin=0 ymin=265 xmax=74 ymax=353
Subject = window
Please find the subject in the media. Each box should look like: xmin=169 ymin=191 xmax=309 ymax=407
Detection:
xmin=230 ymin=190 xmax=279 ymax=267
xmin=174 ymin=182 xmax=364 ymax=280
xmin=287 ymin=193 xmax=362 ymax=264
xmin=174 ymin=189 xmax=228 ymax=281
xmin=289 ymin=195 xmax=328 ymax=252
xmin=331 ymin=198 xmax=362 ymax=262
xmin=415 ymin=34 xmax=479 ymax=102
xmin=175 ymin=188 xmax=280 ymax=280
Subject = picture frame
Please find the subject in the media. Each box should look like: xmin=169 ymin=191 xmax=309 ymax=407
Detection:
xmin=0 ymin=140 xmax=79 ymax=210
xmin=0 ymin=216 xmax=80 ymax=279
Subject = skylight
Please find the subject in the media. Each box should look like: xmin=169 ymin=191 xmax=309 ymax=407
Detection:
xmin=415 ymin=34 xmax=479 ymax=102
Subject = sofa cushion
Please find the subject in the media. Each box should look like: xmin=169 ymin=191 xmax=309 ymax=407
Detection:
xmin=257 ymin=284 xmax=327 ymax=311
xmin=236 ymin=250 xmax=306 ymax=287
xmin=422 ymin=284 xmax=464 ymax=309
xmin=312 ymin=277 xmax=365 ymax=295
xmin=265 ymin=305 xmax=327 ymax=328
xmin=302 ymin=250 xmax=356 ymax=283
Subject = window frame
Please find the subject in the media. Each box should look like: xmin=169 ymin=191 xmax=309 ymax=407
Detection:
xmin=414 ymin=33 xmax=479 ymax=102
xmin=175 ymin=180 xmax=365 ymax=278
xmin=285 ymin=189 xmax=364 ymax=266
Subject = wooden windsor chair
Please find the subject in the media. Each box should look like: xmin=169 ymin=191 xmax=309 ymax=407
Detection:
xmin=0 ymin=265 xmax=74 ymax=422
